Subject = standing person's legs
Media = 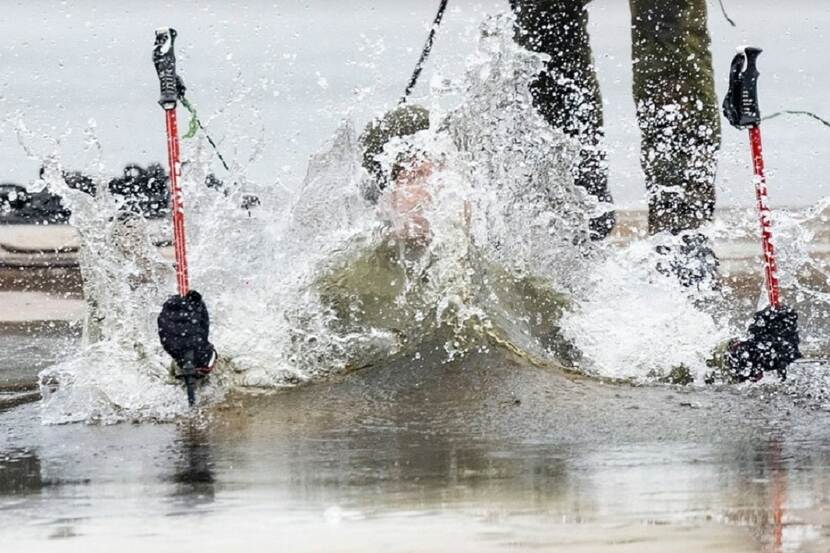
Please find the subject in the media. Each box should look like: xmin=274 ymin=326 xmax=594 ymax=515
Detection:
xmin=629 ymin=0 xmax=721 ymax=236
xmin=510 ymin=0 xmax=615 ymax=240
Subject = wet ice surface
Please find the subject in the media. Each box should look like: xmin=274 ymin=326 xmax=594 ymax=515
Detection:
xmin=0 ymin=329 xmax=79 ymax=389
xmin=2 ymin=347 xmax=830 ymax=552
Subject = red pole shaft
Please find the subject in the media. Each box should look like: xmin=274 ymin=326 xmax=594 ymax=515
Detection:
xmin=748 ymin=125 xmax=780 ymax=309
xmin=164 ymin=108 xmax=190 ymax=296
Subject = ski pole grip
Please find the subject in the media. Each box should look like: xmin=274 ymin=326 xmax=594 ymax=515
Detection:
xmin=723 ymin=46 xmax=763 ymax=129
xmin=153 ymin=27 xmax=179 ymax=110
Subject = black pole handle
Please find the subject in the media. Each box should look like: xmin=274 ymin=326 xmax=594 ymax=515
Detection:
xmin=723 ymin=46 xmax=763 ymax=129
xmin=153 ymin=27 xmax=180 ymax=110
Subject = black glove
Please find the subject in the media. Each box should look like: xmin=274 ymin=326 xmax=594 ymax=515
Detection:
xmin=726 ymin=305 xmax=801 ymax=382
xmin=157 ymin=290 xmax=215 ymax=375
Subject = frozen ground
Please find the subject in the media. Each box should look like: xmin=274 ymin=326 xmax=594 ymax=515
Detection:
xmin=2 ymin=347 xmax=830 ymax=552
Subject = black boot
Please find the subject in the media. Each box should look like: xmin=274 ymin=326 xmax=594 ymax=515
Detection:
xmin=656 ymin=232 xmax=720 ymax=290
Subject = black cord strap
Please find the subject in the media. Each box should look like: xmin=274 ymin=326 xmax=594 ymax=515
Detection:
xmin=400 ymin=0 xmax=450 ymax=104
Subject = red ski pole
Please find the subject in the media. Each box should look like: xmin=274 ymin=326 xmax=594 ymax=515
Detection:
xmin=154 ymin=28 xmax=197 ymax=406
xmin=723 ymin=46 xmax=781 ymax=310
xmin=164 ymin=107 xmax=189 ymax=295
xmin=748 ymin=125 xmax=781 ymax=309
xmin=154 ymin=28 xmax=189 ymax=296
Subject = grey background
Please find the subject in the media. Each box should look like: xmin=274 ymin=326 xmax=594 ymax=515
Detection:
xmin=0 ymin=0 xmax=827 ymax=208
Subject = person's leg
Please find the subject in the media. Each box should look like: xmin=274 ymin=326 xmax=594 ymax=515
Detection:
xmin=629 ymin=0 xmax=721 ymax=236
xmin=510 ymin=0 xmax=614 ymax=240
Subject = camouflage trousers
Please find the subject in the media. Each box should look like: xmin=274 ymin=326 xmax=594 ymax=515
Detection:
xmin=509 ymin=0 xmax=721 ymax=236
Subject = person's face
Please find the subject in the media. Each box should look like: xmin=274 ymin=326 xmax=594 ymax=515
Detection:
xmin=388 ymin=159 xmax=434 ymax=245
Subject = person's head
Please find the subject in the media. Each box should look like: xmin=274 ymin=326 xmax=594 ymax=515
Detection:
xmin=360 ymin=104 xmax=430 ymax=192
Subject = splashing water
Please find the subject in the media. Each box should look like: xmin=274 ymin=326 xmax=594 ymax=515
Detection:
xmin=278 ymin=14 xmax=597 ymax=380
xmin=561 ymin=239 xmax=730 ymax=382
xmin=25 ymin=13 xmax=830 ymax=423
